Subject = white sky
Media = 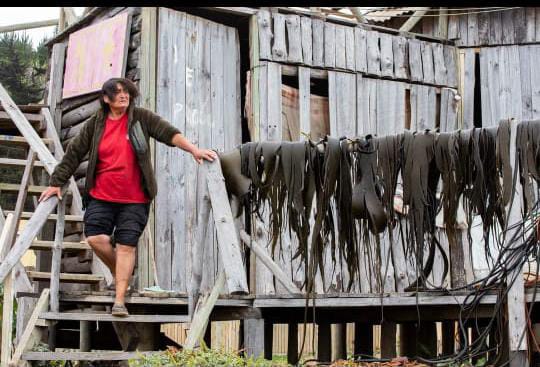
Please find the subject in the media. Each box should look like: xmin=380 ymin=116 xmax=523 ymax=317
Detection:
xmin=0 ymin=7 xmax=86 ymax=48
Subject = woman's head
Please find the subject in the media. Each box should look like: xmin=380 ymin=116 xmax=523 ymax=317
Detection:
xmin=100 ymin=77 xmax=139 ymax=113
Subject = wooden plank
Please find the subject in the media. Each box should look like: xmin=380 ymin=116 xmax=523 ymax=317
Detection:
xmin=266 ymin=62 xmax=282 ymax=141
xmin=505 ymin=120 xmax=528 ymax=359
xmin=444 ymin=45 xmax=458 ymax=88
xmin=312 ymin=18 xmax=324 ymax=67
xmin=206 ymin=158 xmax=249 ymax=294
xmin=457 ymin=14 xmax=468 ymax=47
xmin=354 ymin=27 xmax=367 ymax=73
xmin=447 ymin=15 xmax=458 ymax=40
xmin=366 ymin=30 xmax=381 ymax=76
xmin=257 ymin=9 xmax=272 ymax=60
xmin=399 ymin=8 xmax=429 ymax=32
xmin=27 ymin=271 xmax=103 ymax=283
xmin=185 ymin=271 xmax=225 ymax=349
xmin=502 ymin=9 xmax=515 ymax=44
xmin=344 ymin=26 xmax=355 ymax=71
xmin=467 ymin=13 xmax=479 ymax=46
xmin=272 ymin=12 xmax=287 ymax=62
xmin=408 ymin=39 xmax=423 ymax=82
xmin=525 ymin=8 xmax=536 ymax=43
xmin=531 ymin=46 xmax=540 ymax=119
xmin=285 ymin=14 xmax=302 ymax=63
xmin=477 ymin=11 xmax=490 ymax=46
xmin=40 ymin=312 xmax=190 ymax=323
xmin=335 ymin=24 xmax=346 ymax=69
xmin=392 ymin=36 xmax=408 ymax=80
xmin=508 ymin=45 xmax=523 ymax=122
xmin=244 ymin=318 xmax=264 ymax=357
xmin=4 ymin=211 xmax=82 ymax=222
xmin=438 ymin=8 xmax=448 ymax=38
xmin=0 ymin=134 xmax=52 ymax=147
xmin=155 ymin=8 xmax=187 ymax=291
xmin=0 ymin=158 xmax=44 ymax=168
xmin=420 ymin=41 xmax=435 ymax=84
xmin=300 ymin=16 xmax=312 ymax=66
xmin=379 ymin=32 xmax=393 ymax=78
xmin=298 ymin=67 xmax=310 ymax=139
xmin=240 ymin=231 xmax=301 ymax=294
xmin=479 ymin=48 xmax=491 ymax=125
xmin=10 ymin=289 xmax=50 ymax=366
xmin=513 ymin=8 xmax=527 ymax=44
xmin=30 ymin=240 xmax=89 ymax=251
xmin=324 ymin=22 xmax=336 ymax=68
xmin=433 ymin=43 xmax=447 ymax=86
xmin=489 ymin=11 xmax=503 ymax=45
xmin=22 ymin=351 xmax=161 ymax=361
xmin=462 ymin=48 xmax=476 ymax=128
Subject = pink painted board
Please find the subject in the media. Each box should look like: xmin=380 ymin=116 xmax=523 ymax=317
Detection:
xmin=62 ymin=12 xmax=130 ymax=99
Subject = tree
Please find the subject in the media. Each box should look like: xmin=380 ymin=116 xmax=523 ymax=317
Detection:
xmin=0 ymin=32 xmax=49 ymax=105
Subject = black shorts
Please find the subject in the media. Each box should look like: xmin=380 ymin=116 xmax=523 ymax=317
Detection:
xmin=83 ymin=196 xmax=150 ymax=246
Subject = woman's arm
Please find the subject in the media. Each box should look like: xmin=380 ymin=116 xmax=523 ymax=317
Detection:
xmin=171 ymin=133 xmax=217 ymax=164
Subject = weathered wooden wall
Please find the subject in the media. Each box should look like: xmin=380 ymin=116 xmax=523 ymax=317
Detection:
xmin=250 ymin=10 xmax=465 ymax=295
xmin=421 ymin=8 xmax=540 ymax=47
xmin=155 ymin=8 xmax=241 ymax=293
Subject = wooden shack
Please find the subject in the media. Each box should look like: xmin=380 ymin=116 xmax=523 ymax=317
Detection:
xmin=3 ymin=6 xmax=537 ymax=365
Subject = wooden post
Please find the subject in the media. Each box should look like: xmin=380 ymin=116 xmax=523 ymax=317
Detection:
xmin=318 ymin=322 xmax=331 ymax=363
xmin=333 ymin=323 xmax=347 ymax=360
xmin=263 ymin=322 xmax=273 ymax=360
xmin=287 ymin=323 xmax=298 ymax=365
xmin=244 ymin=318 xmax=264 ymax=358
xmin=80 ymin=321 xmax=91 ymax=352
xmin=380 ymin=321 xmax=397 ymax=358
xmin=505 ymin=119 xmax=528 ymax=365
xmin=354 ymin=322 xmax=373 ymax=357
xmin=47 ymin=43 xmax=66 ymax=133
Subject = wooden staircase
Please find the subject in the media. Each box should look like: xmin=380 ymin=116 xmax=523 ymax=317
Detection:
xmin=0 ymin=82 xmax=250 ymax=365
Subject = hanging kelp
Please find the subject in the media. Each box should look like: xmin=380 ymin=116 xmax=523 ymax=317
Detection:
xmin=516 ymin=119 xmax=540 ymax=214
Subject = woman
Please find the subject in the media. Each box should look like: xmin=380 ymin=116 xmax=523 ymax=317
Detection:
xmin=39 ymin=77 xmax=217 ymax=317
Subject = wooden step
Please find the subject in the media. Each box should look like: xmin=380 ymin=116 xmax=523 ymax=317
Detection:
xmin=27 ymin=271 xmax=103 ymax=284
xmin=39 ymin=311 xmax=191 ymax=323
xmin=5 ymin=211 xmax=83 ymax=222
xmin=0 ymin=111 xmax=44 ymax=130
xmin=30 ymin=240 xmax=90 ymax=251
xmin=0 ymin=157 xmax=45 ymax=168
xmin=0 ymin=134 xmax=53 ymax=147
xmin=22 ymin=351 xmax=160 ymax=361
xmin=0 ymin=183 xmax=72 ymax=196
xmin=0 ymin=103 xmax=47 ymax=114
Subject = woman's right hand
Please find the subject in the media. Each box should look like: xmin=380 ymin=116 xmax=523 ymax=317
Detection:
xmin=39 ymin=186 xmax=62 ymax=202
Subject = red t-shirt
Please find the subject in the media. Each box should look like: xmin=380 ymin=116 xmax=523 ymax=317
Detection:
xmin=89 ymin=113 xmax=149 ymax=203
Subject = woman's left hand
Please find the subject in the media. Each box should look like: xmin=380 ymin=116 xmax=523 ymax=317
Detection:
xmin=192 ymin=148 xmax=218 ymax=164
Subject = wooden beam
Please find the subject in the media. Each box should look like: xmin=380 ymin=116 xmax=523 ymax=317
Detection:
xmin=10 ymin=288 xmax=50 ymax=367
xmin=47 ymin=44 xmax=66 ymax=134
xmin=184 ymin=271 xmax=225 ymax=350
xmin=205 ymin=159 xmax=249 ymax=295
xmin=240 ymin=230 xmax=302 ymax=295
xmin=62 ymin=7 xmax=79 ymax=26
xmin=0 ymin=19 xmax=58 ymax=33
xmin=399 ymin=8 xmax=431 ymax=32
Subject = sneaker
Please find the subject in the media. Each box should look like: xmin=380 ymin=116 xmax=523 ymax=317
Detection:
xmin=111 ymin=303 xmax=129 ymax=317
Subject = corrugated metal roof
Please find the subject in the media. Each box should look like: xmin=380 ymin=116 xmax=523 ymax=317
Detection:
xmin=364 ymin=7 xmax=417 ymax=23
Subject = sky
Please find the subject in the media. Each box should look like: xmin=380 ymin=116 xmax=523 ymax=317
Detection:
xmin=0 ymin=7 xmax=86 ymax=48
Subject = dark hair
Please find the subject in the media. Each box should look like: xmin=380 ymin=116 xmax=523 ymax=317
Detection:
xmin=100 ymin=77 xmax=139 ymax=112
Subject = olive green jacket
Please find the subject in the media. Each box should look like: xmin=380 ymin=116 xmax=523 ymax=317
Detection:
xmin=49 ymin=104 xmax=181 ymax=204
